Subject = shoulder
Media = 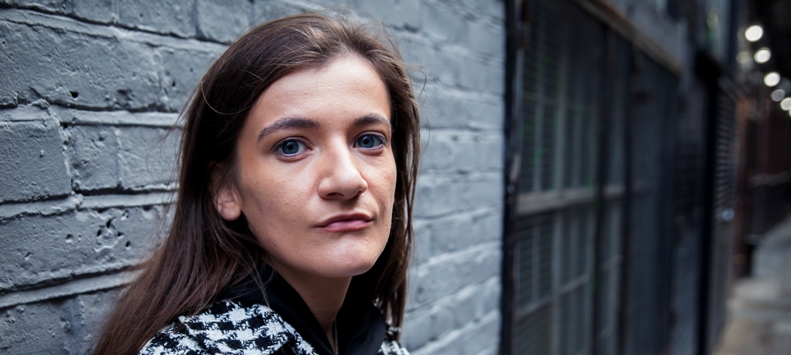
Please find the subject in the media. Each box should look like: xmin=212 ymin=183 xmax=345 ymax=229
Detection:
xmin=138 ymin=300 xmax=317 ymax=355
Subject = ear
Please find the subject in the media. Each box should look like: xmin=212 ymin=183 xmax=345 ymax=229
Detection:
xmin=214 ymin=183 xmax=242 ymax=221
xmin=211 ymin=166 xmax=242 ymax=221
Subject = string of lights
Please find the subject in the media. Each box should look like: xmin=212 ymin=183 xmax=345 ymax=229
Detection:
xmin=740 ymin=23 xmax=791 ymax=116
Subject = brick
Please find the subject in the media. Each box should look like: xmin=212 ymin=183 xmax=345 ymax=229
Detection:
xmin=117 ymin=0 xmax=196 ymax=38
xmin=396 ymin=31 xmax=428 ymax=66
xmin=421 ymin=47 xmax=462 ymax=89
xmin=403 ymin=277 xmax=500 ymax=350
xmin=412 ymin=221 xmax=432 ymax=266
xmin=449 ymin=278 xmax=500 ymax=330
xmin=0 ymin=119 xmax=71 ymax=202
xmin=402 ymin=308 xmax=433 ymax=349
xmin=66 ymin=125 xmax=119 ymax=191
xmin=486 ymin=0 xmax=506 ymax=20
xmin=464 ymin=20 xmax=504 ymax=61
xmin=418 ymin=41 xmax=503 ymax=94
xmin=460 ymin=0 xmax=504 ymax=21
xmin=421 ymin=130 xmax=503 ymax=173
xmin=195 ymin=0 xmax=250 ymax=43
xmin=117 ymin=126 xmax=179 ymax=189
xmin=414 ymin=208 xmax=501 ymax=256
xmin=0 ymin=19 xmax=160 ymax=109
xmin=410 ymin=310 xmax=499 ymax=355
xmin=0 ymin=301 xmax=74 ymax=354
xmin=0 ymin=207 xmax=164 ymax=290
xmin=419 ymin=1 xmax=469 ymax=44
xmin=70 ymin=0 xmax=117 ymax=24
xmin=419 ymin=85 xmax=503 ymax=130
xmin=459 ymin=312 xmax=500 ymax=355
xmin=251 ymin=1 xmax=314 ymax=25
xmin=353 ymin=0 xmax=421 ymax=31
xmin=74 ymin=289 xmax=120 ymax=354
xmin=0 ymin=289 xmax=119 ymax=354
xmin=158 ymin=45 xmax=221 ymax=112
xmin=408 ymin=244 xmax=500 ymax=308
xmin=456 ymin=57 xmax=503 ymax=95
xmin=413 ymin=173 xmax=502 ymax=218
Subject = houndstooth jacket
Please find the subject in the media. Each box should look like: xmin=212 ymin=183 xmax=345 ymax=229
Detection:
xmin=138 ymin=299 xmax=409 ymax=355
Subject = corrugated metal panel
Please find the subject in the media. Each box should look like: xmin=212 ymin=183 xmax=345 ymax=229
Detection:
xmin=705 ymin=86 xmax=737 ymax=351
xmin=623 ymin=56 xmax=676 ymax=355
xmin=593 ymin=34 xmax=630 ymax=355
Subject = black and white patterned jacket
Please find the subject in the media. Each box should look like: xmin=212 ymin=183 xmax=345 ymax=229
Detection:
xmin=138 ymin=263 xmax=409 ymax=355
xmin=139 ymin=299 xmax=409 ymax=355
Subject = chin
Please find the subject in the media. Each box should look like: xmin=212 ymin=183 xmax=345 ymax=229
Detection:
xmin=319 ymin=254 xmax=380 ymax=279
xmin=316 ymin=234 xmax=387 ymax=278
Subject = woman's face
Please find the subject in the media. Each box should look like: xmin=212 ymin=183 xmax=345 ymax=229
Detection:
xmin=216 ymin=54 xmax=397 ymax=282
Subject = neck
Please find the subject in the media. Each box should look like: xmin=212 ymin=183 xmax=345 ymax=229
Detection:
xmin=271 ymin=264 xmax=351 ymax=351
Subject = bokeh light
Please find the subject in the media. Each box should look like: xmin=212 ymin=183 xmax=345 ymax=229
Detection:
xmin=754 ymin=48 xmax=771 ymax=63
xmin=772 ymin=89 xmax=785 ymax=102
xmin=764 ymin=72 xmax=781 ymax=87
xmin=746 ymin=25 xmax=764 ymax=42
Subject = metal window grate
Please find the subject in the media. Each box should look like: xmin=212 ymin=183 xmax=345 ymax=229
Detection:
xmin=514 ymin=303 xmax=553 ymax=354
xmin=503 ymin=0 xmax=710 ymax=354
xmin=511 ymin=1 xmax=604 ymax=354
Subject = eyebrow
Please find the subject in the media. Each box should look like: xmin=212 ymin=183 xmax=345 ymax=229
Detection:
xmin=256 ymin=114 xmax=391 ymax=141
xmin=353 ymin=114 xmax=391 ymax=128
xmin=257 ymin=117 xmax=320 ymax=141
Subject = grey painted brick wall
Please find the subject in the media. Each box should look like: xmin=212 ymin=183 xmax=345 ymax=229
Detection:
xmin=0 ymin=0 xmax=505 ymax=353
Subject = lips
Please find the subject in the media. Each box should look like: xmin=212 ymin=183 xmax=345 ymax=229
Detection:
xmin=316 ymin=213 xmax=373 ymax=232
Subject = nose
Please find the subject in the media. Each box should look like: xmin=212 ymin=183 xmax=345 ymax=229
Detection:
xmin=317 ymin=143 xmax=368 ymax=200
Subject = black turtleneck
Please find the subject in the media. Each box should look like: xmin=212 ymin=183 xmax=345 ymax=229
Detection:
xmin=221 ymin=265 xmax=386 ymax=355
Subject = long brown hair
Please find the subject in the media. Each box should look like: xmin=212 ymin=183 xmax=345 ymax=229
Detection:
xmin=94 ymin=13 xmax=420 ymax=355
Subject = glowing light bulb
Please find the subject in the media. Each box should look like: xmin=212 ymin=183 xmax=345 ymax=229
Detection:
xmin=771 ymin=89 xmax=785 ymax=102
xmin=754 ymin=48 xmax=771 ymax=63
xmin=781 ymin=98 xmax=791 ymax=111
xmin=746 ymin=25 xmax=764 ymax=42
xmin=764 ymin=72 xmax=781 ymax=87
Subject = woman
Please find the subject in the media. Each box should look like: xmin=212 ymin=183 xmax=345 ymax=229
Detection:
xmin=94 ymin=12 xmax=419 ymax=355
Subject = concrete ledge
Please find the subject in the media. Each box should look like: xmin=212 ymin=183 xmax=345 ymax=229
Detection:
xmin=80 ymin=192 xmax=174 ymax=209
xmin=0 ymin=195 xmax=82 ymax=220
xmin=54 ymin=108 xmax=181 ymax=127
xmin=0 ymin=271 xmax=133 ymax=309
xmin=0 ymin=192 xmax=172 ymax=220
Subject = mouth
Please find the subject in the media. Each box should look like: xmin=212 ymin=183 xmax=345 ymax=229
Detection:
xmin=316 ymin=213 xmax=373 ymax=232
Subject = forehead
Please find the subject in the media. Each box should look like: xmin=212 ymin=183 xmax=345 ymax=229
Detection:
xmin=252 ymin=54 xmax=390 ymax=120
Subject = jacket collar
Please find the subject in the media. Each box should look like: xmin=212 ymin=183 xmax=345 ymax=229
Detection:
xmin=222 ymin=264 xmax=386 ymax=355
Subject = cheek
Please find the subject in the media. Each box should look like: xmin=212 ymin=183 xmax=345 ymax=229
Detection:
xmin=237 ymin=170 xmax=301 ymax=239
xmin=378 ymin=161 xmax=398 ymax=223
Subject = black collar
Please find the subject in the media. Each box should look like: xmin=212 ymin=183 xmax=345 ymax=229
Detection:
xmin=221 ymin=265 xmax=386 ymax=355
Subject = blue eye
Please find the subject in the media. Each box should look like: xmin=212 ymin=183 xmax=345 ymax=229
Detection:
xmin=277 ymin=139 xmax=304 ymax=156
xmin=356 ymin=134 xmax=385 ymax=149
